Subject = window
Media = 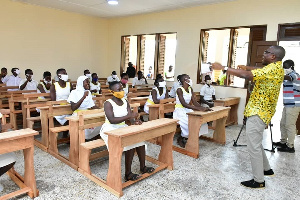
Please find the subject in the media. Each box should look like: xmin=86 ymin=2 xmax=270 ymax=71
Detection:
xmin=197 ymin=25 xmax=267 ymax=88
xmin=121 ymin=33 xmax=177 ymax=81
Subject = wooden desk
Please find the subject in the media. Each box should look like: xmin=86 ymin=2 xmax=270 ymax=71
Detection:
xmin=86 ymin=118 xmax=177 ymax=197
xmin=148 ymin=98 xmax=175 ymax=121
xmin=214 ymin=97 xmax=240 ymax=126
xmin=173 ymin=106 xmax=230 ymax=158
xmin=0 ymin=128 xmax=39 ymax=199
xmin=129 ymin=97 xmax=148 ymax=106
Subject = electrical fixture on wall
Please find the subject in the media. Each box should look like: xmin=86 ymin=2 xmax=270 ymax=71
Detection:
xmin=107 ymin=0 xmax=118 ymax=5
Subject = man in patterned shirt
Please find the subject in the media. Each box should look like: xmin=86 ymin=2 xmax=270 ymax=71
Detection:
xmin=211 ymin=45 xmax=286 ymax=189
xmin=273 ymin=60 xmax=299 ymax=153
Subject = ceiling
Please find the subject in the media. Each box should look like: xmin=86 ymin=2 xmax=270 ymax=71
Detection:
xmin=14 ymin=0 xmax=235 ymax=18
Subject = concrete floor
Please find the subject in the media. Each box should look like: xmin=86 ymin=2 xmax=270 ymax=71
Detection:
xmin=1 ymin=124 xmax=300 ymax=200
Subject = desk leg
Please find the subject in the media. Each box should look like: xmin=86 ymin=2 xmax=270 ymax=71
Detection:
xmin=106 ymin=136 xmax=123 ymax=196
xmin=213 ymin=116 xmax=227 ymax=144
xmin=69 ymin=121 xmax=79 ymax=166
xmin=40 ymin=110 xmax=49 ymax=148
xmin=22 ymin=102 xmax=27 ymax=129
xmin=149 ymin=107 xmax=159 ymax=121
xmin=158 ymin=132 xmax=175 ymax=170
xmin=185 ymin=116 xmax=202 ymax=158
xmin=23 ymin=146 xmax=38 ymax=198
xmin=231 ymin=104 xmax=238 ymax=125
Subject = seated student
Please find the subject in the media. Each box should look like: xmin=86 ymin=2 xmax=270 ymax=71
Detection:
xmin=90 ymin=73 xmax=101 ymax=96
xmin=50 ymin=68 xmax=73 ymax=126
xmin=19 ymin=69 xmax=38 ymax=91
xmin=84 ymin=69 xmax=92 ymax=80
xmin=120 ymin=73 xmax=129 ymax=98
xmin=200 ymin=75 xmax=216 ymax=108
xmin=100 ymin=81 xmax=154 ymax=181
xmin=0 ymin=112 xmax=16 ymax=192
xmin=6 ymin=68 xmax=21 ymax=91
xmin=174 ymin=74 xmax=210 ymax=147
xmin=169 ymin=75 xmax=182 ymax=98
xmin=0 ymin=67 xmax=9 ymax=84
xmin=132 ymin=71 xmax=148 ymax=88
xmin=144 ymin=76 xmax=169 ymax=114
xmin=67 ymin=76 xmax=100 ymax=140
xmin=106 ymin=71 xmax=120 ymax=85
xmin=37 ymin=71 xmax=52 ymax=94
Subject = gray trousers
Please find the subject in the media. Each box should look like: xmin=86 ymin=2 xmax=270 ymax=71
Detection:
xmin=280 ymin=106 xmax=300 ymax=148
xmin=246 ymin=115 xmax=271 ymax=182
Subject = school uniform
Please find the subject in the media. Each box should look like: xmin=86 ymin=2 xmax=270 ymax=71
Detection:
xmin=19 ymin=79 xmax=38 ymax=91
xmin=144 ymin=87 xmax=167 ymax=114
xmin=6 ymin=75 xmax=21 ymax=91
xmin=54 ymin=82 xmax=71 ymax=125
xmin=169 ymin=81 xmax=181 ymax=98
xmin=90 ymin=81 xmax=101 ymax=97
xmin=1 ymin=75 xmax=9 ymax=84
xmin=132 ymin=77 xmax=146 ymax=87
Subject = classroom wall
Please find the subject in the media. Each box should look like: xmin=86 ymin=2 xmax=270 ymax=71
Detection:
xmin=107 ymin=0 xmax=300 ymax=124
xmin=0 ymin=0 xmax=109 ymax=80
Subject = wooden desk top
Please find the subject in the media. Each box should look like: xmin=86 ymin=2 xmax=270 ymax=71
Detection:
xmin=130 ymin=97 xmax=148 ymax=100
xmin=187 ymin=106 xmax=230 ymax=117
xmin=214 ymin=97 xmax=240 ymax=103
xmin=65 ymin=112 xmax=106 ymax=121
xmin=0 ymin=128 xmax=38 ymax=142
xmin=105 ymin=118 xmax=178 ymax=137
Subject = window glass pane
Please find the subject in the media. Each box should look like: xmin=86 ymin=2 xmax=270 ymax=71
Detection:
xmin=162 ymin=33 xmax=177 ymax=81
xmin=143 ymin=35 xmax=156 ymax=79
xmin=128 ymin=36 xmax=137 ymax=67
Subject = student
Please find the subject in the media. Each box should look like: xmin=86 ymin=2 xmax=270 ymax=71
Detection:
xmin=132 ymin=71 xmax=148 ymax=87
xmin=37 ymin=71 xmax=52 ymax=94
xmin=174 ymin=74 xmax=210 ymax=147
xmin=0 ymin=67 xmax=9 ymax=84
xmin=67 ymin=76 xmax=100 ymax=140
xmin=120 ymin=73 xmax=129 ymax=98
xmin=6 ymin=68 xmax=21 ymax=91
xmin=19 ymin=69 xmax=38 ymax=91
xmin=165 ymin=65 xmax=174 ymax=81
xmin=90 ymin=73 xmax=101 ymax=96
xmin=200 ymin=75 xmax=216 ymax=108
xmin=146 ymin=66 xmax=153 ymax=79
xmin=50 ymin=68 xmax=73 ymax=125
xmin=144 ymin=76 xmax=169 ymax=114
xmin=169 ymin=75 xmax=182 ymax=98
xmin=106 ymin=71 xmax=120 ymax=85
xmin=100 ymin=81 xmax=154 ymax=181
xmin=84 ymin=69 xmax=92 ymax=80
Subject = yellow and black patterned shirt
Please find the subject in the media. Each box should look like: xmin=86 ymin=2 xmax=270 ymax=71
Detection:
xmin=244 ymin=61 xmax=283 ymax=124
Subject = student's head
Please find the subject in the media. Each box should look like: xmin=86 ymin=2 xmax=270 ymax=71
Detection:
xmin=177 ymin=74 xmax=182 ymax=83
xmin=84 ymin=69 xmax=91 ymax=78
xmin=149 ymin=66 xmax=152 ymax=71
xmin=11 ymin=68 xmax=20 ymax=76
xmin=91 ymin=73 xmax=98 ymax=82
xmin=112 ymin=71 xmax=117 ymax=75
xmin=204 ymin=75 xmax=212 ymax=85
xmin=262 ymin=46 xmax=285 ymax=66
xmin=56 ymin=68 xmax=68 ymax=82
xmin=43 ymin=71 xmax=52 ymax=82
xmin=154 ymin=76 xmax=165 ymax=88
xmin=128 ymin=62 xmax=133 ymax=67
xmin=121 ymin=73 xmax=129 ymax=85
xmin=109 ymin=81 xmax=125 ymax=99
xmin=283 ymin=60 xmax=295 ymax=74
xmin=179 ymin=74 xmax=192 ymax=86
xmin=169 ymin=65 xmax=173 ymax=72
xmin=137 ymin=71 xmax=143 ymax=79
xmin=1 ymin=67 xmax=7 ymax=77
xmin=77 ymin=76 xmax=90 ymax=90
xmin=156 ymin=74 xmax=163 ymax=79
xmin=25 ymin=69 xmax=33 ymax=76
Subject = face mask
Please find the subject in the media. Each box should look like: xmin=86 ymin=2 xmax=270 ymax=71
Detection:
xmin=112 ymin=91 xmax=125 ymax=99
xmin=284 ymin=68 xmax=293 ymax=75
xmin=185 ymin=79 xmax=193 ymax=87
xmin=158 ymin=81 xmax=166 ymax=88
xmin=15 ymin=69 xmax=20 ymax=75
xmin=121 ymin=79 xmax=128 ymax=84
xmin=59 ymin=74 xmax=69 ymax=82
xmin=44 ymin=79 xmax=51 ymax=84
xmin=85 ymin=74 xmax=91 ymax=78
xmin=92 ymin=78 xmax=98 ymax=82
xmin=206 ymin=80 xmax=212 ymax=85
xmin=112 ymin=75 xmax=117 ymax=79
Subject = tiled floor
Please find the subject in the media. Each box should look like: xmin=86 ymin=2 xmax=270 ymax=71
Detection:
xmin=1 ymin=124 xmax=300 ymax=200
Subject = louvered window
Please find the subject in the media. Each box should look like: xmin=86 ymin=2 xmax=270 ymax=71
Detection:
xmin=278 ymin=23 xmax=300 ymax=41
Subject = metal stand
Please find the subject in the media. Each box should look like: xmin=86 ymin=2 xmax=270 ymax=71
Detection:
xmin=233 ymin=118 xmax=247 ymax=147
xmin=264 ymin=123 xmax=276 ymax=153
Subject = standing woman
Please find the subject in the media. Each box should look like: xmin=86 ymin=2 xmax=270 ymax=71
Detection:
xmin=67 ymin=76 xmax=100 ymax=140
xmin=100 ymin=81 xmax=154 ymax=181
xmin=90 ymin=73 xmax=101 ymax=96
xmin=144 ymin=76 xmax=169 ymax=114
xmin=174 ymin=74 xmax=210 ymax=147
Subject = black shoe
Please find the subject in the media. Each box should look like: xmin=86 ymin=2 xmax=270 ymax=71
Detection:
xmin=272 ymin=141 xmax=286 ymax=147
xmin=264 ymin=169 xmax=274 ymax=176
xmin=241 ymin=179 xmax=265 ymax=189
xmin=277 ymin=146 xmax=295 ymax=153
xmin=177 ymin=136 xmax=187 ymax=148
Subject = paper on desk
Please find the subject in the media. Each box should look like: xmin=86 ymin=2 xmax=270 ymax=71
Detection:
xmin=201 ymin=63 xmax=211 ymax=74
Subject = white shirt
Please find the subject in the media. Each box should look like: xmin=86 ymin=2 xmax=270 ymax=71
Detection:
xmin=6 ymin=75 xmax=22 ymax=91
xmin=106 ymin=75 xmax=120 ymax=85
xmin=54 ymin=82 xmax=71 ymax=101
xmin=90 ymin=82 xmax=101 ymax=96
xmin=200 ymin=84 xmax=215 ymax=101
xmin=1 ymin=75 xmax=9 ymax=83
xmin=169 ymin=82 xmax=181 ymax=97
xmin=132 ymin=77 xmax=146 ymax=87
xmin=19 ymin=79 xmax=38 ymax=91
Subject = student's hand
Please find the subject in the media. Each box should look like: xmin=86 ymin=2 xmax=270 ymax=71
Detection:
xmin=83 ymin=91 xmax=89 ymax=98
xmin=26 ymin=75 xmax=31 ymax=81
xmin=134 ymin=119 xmax=143 ymax=125
xmin=196 ymin=107 xmax=211 ymax=112
xmin=211 ymin=63 xmax=223 ymax=70
xmin=208 ymin=102 xmax=214 ymax=108
xmin=129 ymin=112 xmax=139 ymax=119
xmin=237 ymin=65 xmax=247 ymax=70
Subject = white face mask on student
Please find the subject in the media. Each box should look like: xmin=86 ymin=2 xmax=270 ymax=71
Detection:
xmin=85 ymin=74 xmax=91 ymax=78
xmin=158 ymin=81 xmax=166 ymax=88
xmin=112 ymin=75 xmax=117 ymax=79
xmin=284 ymin=68 xmax=293 ymax=75
xmin=44 ymin=79 xmax=51 ymax=84
xmin=26 ymin=74 xmax=33 ymax=81
xmin=206 ymin=80 xmax=212 ymax=85
xmin=185 ymin=79 xmax=193 ymax=87
xmin=15 ymin=69 xmax=20 ymax=75
xmin=59 ymin=74 xmax=69 ymax=82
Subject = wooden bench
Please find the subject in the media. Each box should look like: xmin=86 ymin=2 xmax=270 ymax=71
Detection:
xmin=0 ymin=109 xmax=12 ymax=131
xmin=0 ymin=128 xmax=39 ymax=199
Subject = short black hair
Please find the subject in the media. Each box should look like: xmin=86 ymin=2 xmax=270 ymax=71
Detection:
xmin=11 ymin=68 xmax=18 ymax=73
xmin=91 ymin=73 xmax=97 ymax=77
xmin=179 ymin=74 xmax=188 ymax=84
xmin=112 ymin=71 xmax=117 ymax=75
xmin=56 ymin=68 xmax=66 ymax=75
xmin=205 ymin=75 xmax=211 ymax=80
xmin=128 ymin=62 xmax=133 ymax=67
xmin=283 ymin=59 xmax=294 ymax=69
xmin=156 ymin=74 xmax=163 ymax=79
xmin=137 ymin=71 xmax=143 ymax=75
xmin=177 ymin=74 xmax=182 ymax=82
xmin=121 ymin=73 xmax=128 ymax=78
xmin=84 ymin=69 xmax=90 ymax=74
xmin=1 ymin=67 xmax=7 ymax=72
xmin=25 ymin=69 xmax=32 ymax=74
xmin=109 ymin=81 xmax=121 ymax=90
xmin=43 ymin=71 xmax=51 ymax=78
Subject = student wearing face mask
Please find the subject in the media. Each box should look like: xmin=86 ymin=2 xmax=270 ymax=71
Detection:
xmin=67 ymin=76 xmax=100 ymax=140
xmin=120 ymin=73 xmax=129 ymax=98
xmin=84 ymin=69 xmax=92 ymax=80
xmin=50 ymin=68 xmax=73 ymax=126
xmin=169 ymin=75 xmax=182 ymax=98
xmin=90 ymin=73 xmax=101 ymax=96
xmin=200 ymin=75 xmax=216 ymax=108
xmin=106 ymin=71 xmax=120 ymax=85
xmin=19 ymin=69 xmax=38 ymax=91
xmin=99 ymin=81 xmax=154 ymax=181
xmin=173 ymin=74 xmax=210 ymax=148
xmin=144 ymin=76 xmax=169 ymax=114
xmin=6 ymin=68 xmax=22 ymax=91
xmin=273 ymin=60 xmax=299 ymax=153
xmin=37 ymin=71 xmax=52 ymax=100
